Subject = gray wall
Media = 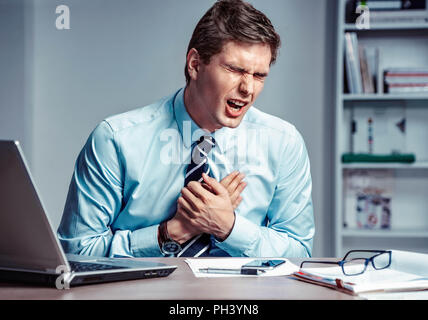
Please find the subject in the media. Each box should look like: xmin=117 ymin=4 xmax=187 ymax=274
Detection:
xmin=0 ymin=0 xmax=33 ymax=162
xmin=1 ymin=0 xmax=336 ymax=257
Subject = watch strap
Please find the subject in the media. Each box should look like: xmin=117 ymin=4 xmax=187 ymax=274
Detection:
xmin=158 ymin=220 xmax=169 ymax=246
xmin=158 ymin=220 xmax=182 ymax=256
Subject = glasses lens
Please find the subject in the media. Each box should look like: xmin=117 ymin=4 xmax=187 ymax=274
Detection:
xmin=342 ymin=259 xmax=367 ymax=275
xmin=372 ymin=252 xmax=391 ymax=270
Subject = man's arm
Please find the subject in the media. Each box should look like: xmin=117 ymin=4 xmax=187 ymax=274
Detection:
xmin=57 ymin=121 xmax=161 ymax=257
xmin=218 ymin=130 xmax=315 ymax=257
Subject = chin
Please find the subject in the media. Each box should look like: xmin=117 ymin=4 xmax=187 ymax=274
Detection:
xmin=222 ymin=118 xmax=244 ymax=129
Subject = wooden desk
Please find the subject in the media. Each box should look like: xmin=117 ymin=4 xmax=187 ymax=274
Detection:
xmin=0 ymin=258 xmax=357 ymax=300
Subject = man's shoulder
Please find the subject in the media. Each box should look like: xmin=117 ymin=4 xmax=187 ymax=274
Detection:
xmin=243 ymin=106 xmax=298 ymax=138
xmin=103 ymin=92 xmax=176 ymax=133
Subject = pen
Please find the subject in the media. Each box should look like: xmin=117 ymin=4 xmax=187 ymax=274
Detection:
xmin=198 ymin=268 xmax=266 ymax=275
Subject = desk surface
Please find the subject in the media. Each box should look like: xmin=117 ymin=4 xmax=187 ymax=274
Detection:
xmin=0 ymin=258 xmax=357 ymax=300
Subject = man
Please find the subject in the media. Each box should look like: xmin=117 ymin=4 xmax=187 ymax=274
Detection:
xmin=58 ymin=0 xmax=315 ymax=258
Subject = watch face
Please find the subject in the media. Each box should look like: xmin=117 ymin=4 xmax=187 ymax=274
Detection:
xmin=162 ymin=240 xmax=181 ymax=256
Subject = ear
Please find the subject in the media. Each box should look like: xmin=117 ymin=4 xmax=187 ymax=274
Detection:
xmin=186 ymin=48 xmax=200 ymax=81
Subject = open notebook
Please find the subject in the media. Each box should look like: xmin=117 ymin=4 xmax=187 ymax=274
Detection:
xmin=293 ymin=250 xmax=428 ymax=296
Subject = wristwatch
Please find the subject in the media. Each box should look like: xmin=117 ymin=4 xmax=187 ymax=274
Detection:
xmin=158 ymin=220 xmax=182 ymax=257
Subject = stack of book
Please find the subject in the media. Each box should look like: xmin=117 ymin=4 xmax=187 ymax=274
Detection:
xmin=384 ymin=68 xmax=428 ymax=93
xmin=344 ymin=32 xmax=377 ymax=94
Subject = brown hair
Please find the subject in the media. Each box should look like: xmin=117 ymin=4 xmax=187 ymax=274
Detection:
xmin=185 ymin=0 xmax=281 ymax=83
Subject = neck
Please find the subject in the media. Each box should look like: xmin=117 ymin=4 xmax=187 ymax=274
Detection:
xmin=183 ymin=85 xmax=218 ymax=133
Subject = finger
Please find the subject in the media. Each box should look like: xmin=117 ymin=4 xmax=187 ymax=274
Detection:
xmin=181 ymin=186 xmax=203 ymax=211
xmin=186 ymin=180 xmax=214 ymax=201
xmin=220 ymin=171 xmax=239 ymax=188
xmin=177 ymin=196 xmax=197 ymax=219
xmin=232 ymin=196 xmax=243 ymax=210
xmin=202 ymin=173 xmax=227 ymax=196
xmin=201 ymin=182 xmax=214 ymax=193
xmin=228 ymin=172 xmax=245 ymax=194
xmin=231 ymin=181 xmax=247 ymax=199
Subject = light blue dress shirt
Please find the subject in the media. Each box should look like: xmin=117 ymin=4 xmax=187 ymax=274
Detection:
xmin=58 ymin=87 xmax=315 ymax=258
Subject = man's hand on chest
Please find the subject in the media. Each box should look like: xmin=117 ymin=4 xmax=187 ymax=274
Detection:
xmin=170 ymin=171 xmax=246 ymax=243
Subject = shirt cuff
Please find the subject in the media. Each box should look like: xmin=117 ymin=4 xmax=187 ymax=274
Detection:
xmin=130 ymin=224 xmax=163 ymax=257
xmin=214 ymin=214 xmax=259 ymax=256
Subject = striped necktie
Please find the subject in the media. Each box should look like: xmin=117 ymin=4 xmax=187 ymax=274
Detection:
xmin=177 ymin=135 xmax=215 ymax=257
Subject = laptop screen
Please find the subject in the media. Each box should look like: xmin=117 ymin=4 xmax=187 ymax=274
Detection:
xmin=0 ymin=141 xmax=67 ymax=273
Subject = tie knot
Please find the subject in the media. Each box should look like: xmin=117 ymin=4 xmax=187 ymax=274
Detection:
xmin=191 ymin=135 xmax=215 ymax=164
xmin=198 ymin=135 xmax=215 ymax=146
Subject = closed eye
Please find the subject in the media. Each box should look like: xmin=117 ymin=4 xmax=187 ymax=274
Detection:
xmin=222 ymin=64 xmax=268 ymax=81
xmin=224 ymin=64 xmax=245 ymax=74
xmin=254 ymin=73 xmax=268 ymax=81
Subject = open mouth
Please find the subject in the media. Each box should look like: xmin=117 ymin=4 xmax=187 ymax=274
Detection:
xmin=226 ymin=99 xmax=248 ymax=117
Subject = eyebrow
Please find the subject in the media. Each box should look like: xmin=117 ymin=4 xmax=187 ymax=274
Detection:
xmin=224 ymin=63 xmax=269 ymax=78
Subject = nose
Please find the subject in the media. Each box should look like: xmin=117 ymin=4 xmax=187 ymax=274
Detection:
xmin=239 ymin=74 xmax=254 ymax=98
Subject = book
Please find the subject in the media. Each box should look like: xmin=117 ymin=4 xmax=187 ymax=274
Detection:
xmin=345 ymin=33 xmax=356 ymax=93
xmin=384 ymin=67 xmax=428 ymax=74
xmin=293 ymin=250 xmax=428 ymax=296
xmin=344 ymin=32 xmax=363 ymax=94
xmin=384 ymin=68 xmax=428 ymax=92
xmin=387 ymin=83 xmax=428 ymax=93
xmin=359 ymin=45 xmax=375 ymax=93
xmin=385 ymin=77 xmax=428 ymax=84
xmin=375 ymin=48 xmax=382 ymax=93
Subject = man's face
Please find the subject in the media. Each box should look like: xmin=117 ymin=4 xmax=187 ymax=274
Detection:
xmin=188 ymin=41 xmax=272 ymax=132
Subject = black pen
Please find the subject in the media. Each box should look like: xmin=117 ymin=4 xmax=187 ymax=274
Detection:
xmin=198 ymin=268 xmax=266 ymax=275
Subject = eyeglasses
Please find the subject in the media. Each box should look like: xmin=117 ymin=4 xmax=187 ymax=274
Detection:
xmin=300 ymin=250 xmax=392 ymax=276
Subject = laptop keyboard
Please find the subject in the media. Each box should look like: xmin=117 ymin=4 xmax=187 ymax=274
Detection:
xmin=69 ymin=261 xmax=127 ymax=273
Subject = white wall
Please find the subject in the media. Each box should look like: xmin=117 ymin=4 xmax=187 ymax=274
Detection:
xmin=1 ymin=0 xmax=336 ymax=257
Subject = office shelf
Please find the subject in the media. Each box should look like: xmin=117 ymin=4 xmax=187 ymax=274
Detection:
xmin=334 ymin=0 xmax=428 ymax=257
xmin=343 ymin=22 xmax=428 ymax=31
xmin=342 ymin=228 xmax=428 ymax=238
xmin=341 ymin=162 xmax=428 ymax=170
xmin=342 ymin=94 xmax=428 ymax=101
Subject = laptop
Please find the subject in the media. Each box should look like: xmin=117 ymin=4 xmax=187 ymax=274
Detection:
xmin=0 ymin=140 xmax=177 ymax=288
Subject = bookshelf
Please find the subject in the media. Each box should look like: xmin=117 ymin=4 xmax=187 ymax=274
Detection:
xmin=334 ymin=0 xmax=428 ymax=257
xmin=344 ymin=22 xmax=428 ymax=31
xmin=342 ymin=93 xmax=428 ymax=101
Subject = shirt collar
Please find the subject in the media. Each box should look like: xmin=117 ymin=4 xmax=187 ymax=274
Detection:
xmin=173 ymin=87 xmax=230 ymax=153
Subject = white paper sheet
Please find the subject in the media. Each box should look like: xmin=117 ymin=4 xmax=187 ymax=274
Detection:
xmin=184 ymin=258 xmax=300 ymax=278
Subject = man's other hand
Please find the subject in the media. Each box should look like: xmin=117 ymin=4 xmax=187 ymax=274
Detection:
xmin=201 ymin=171 xmax=246 ymax=210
